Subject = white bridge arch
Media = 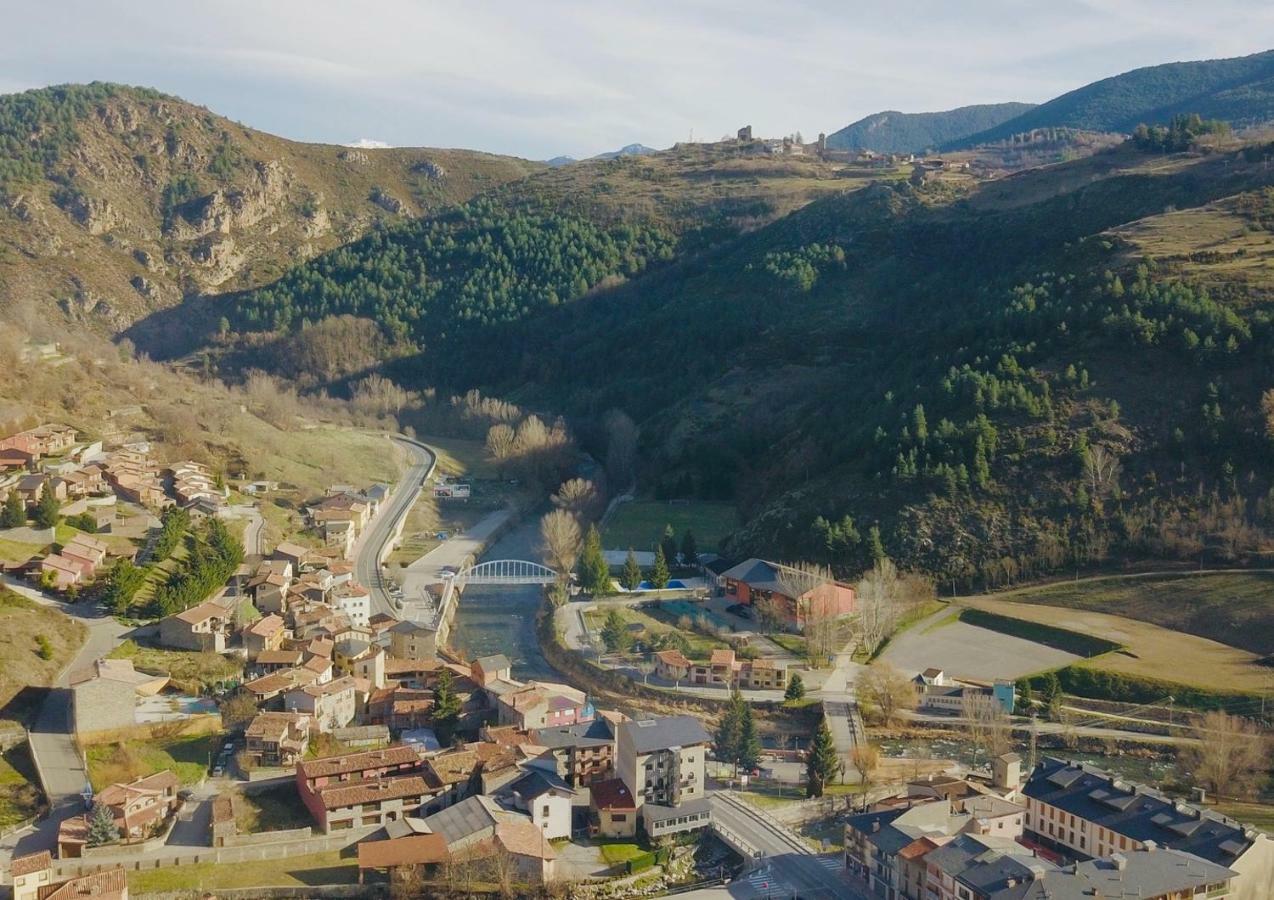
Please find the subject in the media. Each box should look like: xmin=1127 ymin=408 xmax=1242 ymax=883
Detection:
xmin=450 ymin=559 xmax=560 ymax=586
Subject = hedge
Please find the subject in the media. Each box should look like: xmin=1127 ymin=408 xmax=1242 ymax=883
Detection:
xmin=1025 ymin=665 xmax=1265 ymax=715
xmin=626 ymin=847 xmax=671 ymax=875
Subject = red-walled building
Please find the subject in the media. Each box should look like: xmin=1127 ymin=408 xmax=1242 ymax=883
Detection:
xmin=721 ymin=558 xmax=856 ymax=631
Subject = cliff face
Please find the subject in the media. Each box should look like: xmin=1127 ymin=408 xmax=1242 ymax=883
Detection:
xmin=0 ymin=85 xmax=541 ymax=331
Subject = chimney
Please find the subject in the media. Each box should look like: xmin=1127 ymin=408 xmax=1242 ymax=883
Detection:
xmin=1144 ymin=840 xmax=1157 ymax=852
xmin=872 ymin=821 xmax=880 ymax=833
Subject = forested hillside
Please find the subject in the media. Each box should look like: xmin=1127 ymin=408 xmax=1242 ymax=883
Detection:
xmin=951 ymin=49 xmax=1274 ymax=148
xmin=826 ymin=103 xmax=1035 ymax=153
xmin=0 ymin=83 xmax=540 ymax=333
xmin=212 ymin=131 xmax=1274 ymax=587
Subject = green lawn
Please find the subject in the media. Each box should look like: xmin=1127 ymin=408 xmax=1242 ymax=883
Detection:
xmin=583 ymin=605 xmax=732 ymax=660
xmin=128 ymin=851 xmax=356 ymax=892
xmin=603 ymin=500 xmax=738 ymax=553
xmin=86 ymin=730 xmax=220 ymax=790
xmin=0 ymin=745 xmax=43 ymax=829
xmin=599 ymin=841 xmax=648 ymax=864
xmin=985 ymin=571 xmax=1274 ymax=656
xmin=108 ymin=640 xmax=244 ymax=693
xmin=769 ymin=633 xmax=808 ymax=657
xmin=233 ymin=785 xmax=313 ymax=833
xmin=0 ymin=536 xmax=48 ymax=565
xmin=1211 ymin=801 xmax=1274 ymax=835
xmin=427 ymin=435 xmax=499 ymax=480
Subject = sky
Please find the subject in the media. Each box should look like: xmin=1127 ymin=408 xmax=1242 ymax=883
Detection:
xmin=4 ymin=1 xmax=1274 ymax=160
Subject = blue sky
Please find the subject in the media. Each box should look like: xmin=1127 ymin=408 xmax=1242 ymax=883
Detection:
xmin=4 ymin=1 xmax=1273 ymax=159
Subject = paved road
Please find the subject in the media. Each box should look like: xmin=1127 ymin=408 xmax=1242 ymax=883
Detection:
xmin=352 ymin=436 xmax=436 ymax=618
xmin=710 ymin=792 xmax=866 ymax=899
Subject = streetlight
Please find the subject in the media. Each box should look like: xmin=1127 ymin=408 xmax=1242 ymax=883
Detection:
xmin=80 ymin=780 xmax=94 ymax=810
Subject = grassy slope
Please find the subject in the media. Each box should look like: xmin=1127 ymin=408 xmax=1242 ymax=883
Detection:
xmin=86 ymin=730 xmax=219 ymax=790
xmin=128 ymin=851 xmax=357 ymax=892
xmin=959 ymin=595 xmax=1268 ymax=693
xmin=602 ymin=500 xmax=738 ymax=553
xmin=0 ymin=588 xmax=86 ymax=725
xmin=982 ymin=571 xmax=1274 ymax=656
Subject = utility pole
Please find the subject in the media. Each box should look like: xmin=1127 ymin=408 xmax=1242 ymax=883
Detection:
xmin=1028 ymin=712 xmax=1038 ymax=772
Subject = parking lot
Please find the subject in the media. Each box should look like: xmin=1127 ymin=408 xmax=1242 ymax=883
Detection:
xmin=881 ymin=616 xmax=1080 ymax=682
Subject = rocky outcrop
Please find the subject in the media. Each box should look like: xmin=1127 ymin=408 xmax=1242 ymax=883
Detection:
xmin=369 ymin=187 xmax=405 ymax=214
xmin=56 ymin=190 xmax=123 ymax=235
xmin=413 ymin=160 xmax=447 ymax=180
xmin=189 ymin=235 xmax=246 ymax=286
xmin=338 ymin=149 xmax=370 ymax=165
xmin=167 ymin=160 xmax=292 ymax=240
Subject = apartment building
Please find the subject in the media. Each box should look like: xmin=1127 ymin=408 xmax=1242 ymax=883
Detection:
xmin=615 ymin=715 xmax=711 ymax=837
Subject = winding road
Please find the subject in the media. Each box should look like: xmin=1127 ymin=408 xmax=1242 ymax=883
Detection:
xmin=352 ymin=435 xmax=436 ymax=619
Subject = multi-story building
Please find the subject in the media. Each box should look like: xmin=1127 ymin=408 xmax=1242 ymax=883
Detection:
xmin=531 ymin=718 xmax=616 ymax=786
xmin=615 ymin=715 xmax=711 ymax=838
xmin=296 ymin=745 xmax=424 ymax=832
xmin=719 ymin=557 xmax=856 ymax=631
xmin=496 ymin=681 xmax=593 ymax=730
xmin=1022 ymin=757 xmax=1274 ymax=900
xmin=244 ymin=711 xmax=311 ymax=767
xmin=284 ymin=675 xmax=358 ymax=731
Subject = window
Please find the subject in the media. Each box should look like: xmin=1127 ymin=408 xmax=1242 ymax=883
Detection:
xmin=613 ymin=814 xmax=626 ymax=822
xmin=542 ymin=805 xmax=550 ymax=817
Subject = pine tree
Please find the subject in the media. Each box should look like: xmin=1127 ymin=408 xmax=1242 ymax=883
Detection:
xmin=680 ymin=530 xmax=698 ymax=566
xmin=620 ymin=548 xmax=642 ymax=591
xmin=33 ymin=483 xmax=60 ymax=528
xmin=600 ymin=608 xmax=632 ymax=653
xmin=432 ymin=668 xmax=462 ymax=744
xmin=578 ymin=524 xmax=610 ymax=596
xmin=806 ymin=715 xmax=840 ymax=798
xmin=660 ymin=524 xmax=678 ymax=567
xmin=784 ymin=673 xmax=805 ymax=702
xmin=86 ymin=800 xmax=119 ymax=846
xmin=867 ymin=525 xmax=886 ymax=564
xmin=0 ymin=491 xmax=24 ymax=528
xmin=715 ymin=697 xmax=741 ymax=774
xmin=738 ymin=701 xmax=761 ymax=772
xmin=650 ymin=544 xmax=670 ymax=589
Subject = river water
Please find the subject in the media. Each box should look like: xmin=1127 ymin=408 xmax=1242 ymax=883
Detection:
xmin=448 ymin=514 xmax=558 ymax=681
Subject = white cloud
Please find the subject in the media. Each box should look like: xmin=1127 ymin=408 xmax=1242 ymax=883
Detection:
xmin=344 ymin=138 xmax=392 ymax=149
xmin=2 ymin=1 xmax=1273 ymax=159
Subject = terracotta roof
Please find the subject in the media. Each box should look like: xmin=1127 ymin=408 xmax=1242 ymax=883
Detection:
xmin=246 ymin=614 xmax=285 ymax=637
xmin=302 ymin=654 xmax=333 ymax=675
xmin=255 ymin=649 xmax=303 ymax=666
xmin=316 ymin=775 xmax=428 ymax=810
xmin=298 ymin=745 xmax=419 ymax=780
xmin=358 ymin=833 xmax=449 ymax=869
xmin=97 ymin=769 xmax=178 ymax=806
xmin=655 ymin=648 xmax=691 ymax=668
xmin=495 ymin=819 xmax=557 ymax=860
xmin=710 ymin=648 xmax=736 ymax=666
xmin=40 ymin=867 xmax=128 ymax=900
xmin=898 ymin=835 xmax=941 ymax=860
xmin=172 ymin=599 xmax=230 ymax=625
xmin=592 ymin=777 xmax=637 ymax=810
xmin=246 ymin=711 xmax=309 ymax=739
xmin=9 ymin=850 xmax=51 ymax=877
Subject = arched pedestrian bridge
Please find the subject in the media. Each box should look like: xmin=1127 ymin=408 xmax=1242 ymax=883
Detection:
xmin=449 ymin=559 xmax=560 ymax=587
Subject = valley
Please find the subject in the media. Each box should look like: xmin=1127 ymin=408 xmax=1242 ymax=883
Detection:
xmin=1 ymin=29 xmax=1274 ymax=900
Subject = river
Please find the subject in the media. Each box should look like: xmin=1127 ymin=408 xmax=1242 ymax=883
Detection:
xmin=447 ymin=513 xmax=558 ymax=681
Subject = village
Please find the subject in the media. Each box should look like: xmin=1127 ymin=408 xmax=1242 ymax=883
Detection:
xmin=0 ymin=418 xmax=1270 ymax=900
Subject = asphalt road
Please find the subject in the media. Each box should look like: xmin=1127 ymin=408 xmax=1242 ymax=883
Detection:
xmin=352 ymin=435 xmax=436 ymax=618
xmin=709 ymin=793 xmax=866 ymax=899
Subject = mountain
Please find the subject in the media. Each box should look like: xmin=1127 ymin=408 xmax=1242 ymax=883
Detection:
xmin=544 ymin=156 xmax=576 ymax=167
xmin=951 ymin=49 xmax=1274 ymax=148
xmin=590 ymin=143 xmax=659 ymax=160
xmin=826 ymin=103 xmax=1035 ymax=153
xmin=0 ymin=83 xmax=541 ymax=332
xmin=198 ymin=127 xmax=1274 ymax=587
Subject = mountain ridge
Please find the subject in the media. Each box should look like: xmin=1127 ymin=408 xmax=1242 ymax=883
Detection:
xmin=826 ymin=102 xmax=1035 ymax=153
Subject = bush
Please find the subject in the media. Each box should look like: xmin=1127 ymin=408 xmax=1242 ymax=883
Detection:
xmin=35 ymin=634 xmax=53 ymax=660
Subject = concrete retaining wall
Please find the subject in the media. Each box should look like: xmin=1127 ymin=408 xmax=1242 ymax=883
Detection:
xmin=220 ymin=824 xmax=313 ymax=847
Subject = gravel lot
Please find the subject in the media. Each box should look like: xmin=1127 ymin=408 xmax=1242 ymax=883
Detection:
xmin=881 ymin=619 xmax=1079 ymax=681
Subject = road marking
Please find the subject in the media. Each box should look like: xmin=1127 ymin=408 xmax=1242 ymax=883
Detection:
xmin=817 ymin=855 xmax=844 ymax=871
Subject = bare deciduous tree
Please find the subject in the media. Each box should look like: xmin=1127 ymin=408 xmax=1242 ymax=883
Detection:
xmin=1083 ymin=444 xmax=1122 ymax=502
xmin=1184 ymin=711 xmax=1269 ymax=799
xmin=856 ymin=662 xmax=917 ymax=726
xmin=850 ymin=743 xmax=880 ymax=788
xmin=962 ymin=694 xmax=1013 ymax=758
xmin=552 ymin=477 xmax=602 ymax=522
xmin=486 ymin=423 xmax=516 ymax=470
xmin=540 ymin=509 xmax=582 ymax=576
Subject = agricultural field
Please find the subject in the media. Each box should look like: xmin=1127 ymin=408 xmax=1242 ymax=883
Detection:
xmin=602 ymin=499 xmax=738 ymax=554
xmin=983 ymin=571 xmax=1274 ymax=656
xmin=959 ymin=595 xmax=1270 ymax=695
